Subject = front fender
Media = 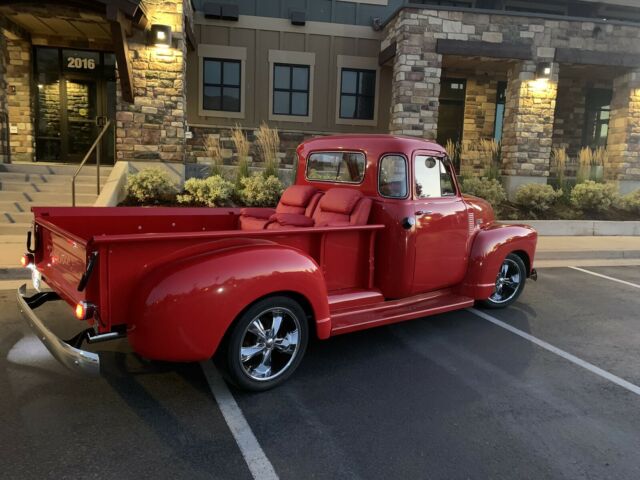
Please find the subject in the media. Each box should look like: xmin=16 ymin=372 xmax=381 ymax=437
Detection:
xmin=460 ymin=223 xmax=537 ymax=300
xmin=127 ymin=243 xmax=330 ymax=362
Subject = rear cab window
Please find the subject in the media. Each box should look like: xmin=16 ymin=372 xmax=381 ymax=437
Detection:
xmin=306 ymin=151 xmax=365 ymax=183
xmin=414 ymin=155 xmax=457 ymax=198
xmin=379 ymin=154 xmax=408 ymax=198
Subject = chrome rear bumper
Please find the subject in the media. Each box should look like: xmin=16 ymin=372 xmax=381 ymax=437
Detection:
xmin=16 ymin=284 xmax=100 ymax=375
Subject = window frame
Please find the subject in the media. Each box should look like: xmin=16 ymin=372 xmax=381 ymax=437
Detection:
xmin=198 ymin=44 xmax=246 ymax=119
xmin=272 ymin=63 xmax=310 ymax=117
xmin=202 ymin=57 xmax=242 ymax=113
xmin=268 ymin=50 xmax=315 ymax=123
xmin=305 ymin=150 xmax=367 ymax=185
xmin=335 ymin=55 xmax=380 ymax=127
xmin=378 ymin=153 xmax=409 ymax=200
xmin=339 ymin=68 xmax=376 ymax=121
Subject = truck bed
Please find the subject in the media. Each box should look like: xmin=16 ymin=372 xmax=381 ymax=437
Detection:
xmin=32 ymin=207 xmax=383 ymax=332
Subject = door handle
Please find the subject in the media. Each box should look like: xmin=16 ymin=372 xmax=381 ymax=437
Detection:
xmin=415 ymin=210 xmax=433 ymax=216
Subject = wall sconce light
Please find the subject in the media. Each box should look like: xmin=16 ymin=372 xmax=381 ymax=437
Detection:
xmin=536 ymin=62 xmax=553 ymax=80
xmin=149 ymin=24 xmax=172 ymax=48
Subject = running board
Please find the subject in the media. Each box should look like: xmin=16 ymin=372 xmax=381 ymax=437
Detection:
xmin=330 ymin=291 xmax=474 ymax=335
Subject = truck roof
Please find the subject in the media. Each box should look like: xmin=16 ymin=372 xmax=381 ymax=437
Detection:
xmin=298 ymin=134 xmax=447 ymax=155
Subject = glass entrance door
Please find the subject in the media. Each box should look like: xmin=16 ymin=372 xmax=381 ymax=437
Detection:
xmin=64 ymin=77 xmax=98 ymax=162
xmin=34 ymin=47 xmax=115 ymax=164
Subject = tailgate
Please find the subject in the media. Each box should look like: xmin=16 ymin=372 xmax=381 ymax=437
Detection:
xmin=35 ymin=218 xmax=89 ymax=306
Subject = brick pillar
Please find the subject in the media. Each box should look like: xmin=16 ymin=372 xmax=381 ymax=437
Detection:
xmin=6 ymin=37 xmax=34 ymax=163
xmin=501 ymin=60 xmax=558 ymax=198
xmin=0 ymin=31 xmax=7 ymax=163
xmin=115 ymin=0 xmax=189 ymax=166
xmin=607 ymin=70 xmax=640 ymax=194
xmin=386 ymin=11 xmax=442 ymax=139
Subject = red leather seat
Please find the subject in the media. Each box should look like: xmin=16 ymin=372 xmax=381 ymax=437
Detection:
xmin=267 ymin=187 xmax=372 ymax=229
xmin=312 ymin=188 xmax=372 ymax=227
xmin=239 ymin=185 xmax=321 ymax=230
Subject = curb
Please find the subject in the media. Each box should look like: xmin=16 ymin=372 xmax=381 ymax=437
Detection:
xmin=503 ymin=220 xmax=640 ymax=236
xmin=536 ymin=250 xmax=640 ymax=260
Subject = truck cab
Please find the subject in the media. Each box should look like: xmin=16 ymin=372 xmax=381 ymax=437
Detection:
xmin=18 ymin=135 xmax=537 ymax=391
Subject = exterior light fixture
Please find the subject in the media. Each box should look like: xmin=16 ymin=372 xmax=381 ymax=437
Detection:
xmin=536 ymin=62 xmax=553 ymax=80
xmin=149 ymin=24 xmax=172 ymax=47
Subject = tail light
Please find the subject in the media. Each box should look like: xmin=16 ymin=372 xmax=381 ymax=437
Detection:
xmin=75 ymin=301 xmax=96 ymax=320
xmin=21 ymin=253 xmax=34 ymax=267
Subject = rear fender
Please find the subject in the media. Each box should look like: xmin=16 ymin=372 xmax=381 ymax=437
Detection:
xmin=460 ymin=223 xmax=537 ymax=300
xmin=127 ymin=243 xmax=330 ymax=362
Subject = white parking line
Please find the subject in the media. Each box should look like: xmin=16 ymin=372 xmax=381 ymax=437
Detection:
xmin=200 ymin=362 xmax=279 ymax=480
xmin=569 ymin=266 xmax=640 ymax=289
xmin=467 ymin=308 xmax=640 ymax=397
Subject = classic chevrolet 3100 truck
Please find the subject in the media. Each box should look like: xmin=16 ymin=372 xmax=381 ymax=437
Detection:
xmin=18 ymin=135 xmax=537 ymax=391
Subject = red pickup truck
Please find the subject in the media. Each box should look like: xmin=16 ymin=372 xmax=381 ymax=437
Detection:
xmin=17 ymin=135 xmax=537 ymax=390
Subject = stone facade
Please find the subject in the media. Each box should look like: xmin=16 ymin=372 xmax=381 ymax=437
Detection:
xmin=5 ymin=37 xmax=34 ymax=163
xmin=0 ymin=32 xmax=7 ymax=163
xmin=552 ymin=76 xmax=587 ymax=158
xmin=608 ymin=70 xmax=640 ymax=192
xmin=384 ymin=8 xmax=640 ymax=188
xmin=115 ymin=0 xmax=190 ymax=163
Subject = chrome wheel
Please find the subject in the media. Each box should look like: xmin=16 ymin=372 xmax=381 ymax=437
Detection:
xmin=489 ymin=257 xmax=522 ymax=305
xmin=239 ymin=307 xmax=301 ymax=382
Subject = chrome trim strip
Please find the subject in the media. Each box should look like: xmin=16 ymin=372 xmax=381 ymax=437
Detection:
xmin=16 ymin=284 xmax=100 ymax=375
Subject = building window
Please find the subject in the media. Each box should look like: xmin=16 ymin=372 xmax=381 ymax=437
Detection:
xmin=339 ymin=68 xmax=376 ymax=120
xmin=203 ymin=58 xmax=241 ymax=112
xmin=306 ymin=151 xmax=366 ymax=184
xmin=494 ymin=81 xmax=507 ymax=142
xmin=273 ymin=64 xmax=310 ymax=116
xmin=583 ymin=88 xmax=612 ymax=149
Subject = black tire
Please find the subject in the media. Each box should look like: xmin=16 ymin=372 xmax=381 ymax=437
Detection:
xmin=478 ymin=253 xmax=527 ymax=309
xmin=219 ymin=296 xmax=309 ymax=392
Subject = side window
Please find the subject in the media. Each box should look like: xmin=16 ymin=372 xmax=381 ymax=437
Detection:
xmin=379 ymin=155 xmax=407 ymax=198
xmin=414 ymin=156 xmax=457 ymax=198
xmin=306 ymin=152 xmax=365 ymax=183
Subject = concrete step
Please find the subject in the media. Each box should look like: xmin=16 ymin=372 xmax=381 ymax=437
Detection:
xmin=0 ymin=180 xmax=99 ymax=194
xmin=0 ymin=223 xmax=32 ymax=236
xmin=0 ymin=190 xmax=97 ymax=204
xmin=0 ymin=163 xmax=113 ymax=176
xmin=1 ymin=212 xmax=33 ymax=224
xmin=0 ymin=199 xmax=95 ymax=212
xmin=0 ymin=171 xmax=109 ymax=185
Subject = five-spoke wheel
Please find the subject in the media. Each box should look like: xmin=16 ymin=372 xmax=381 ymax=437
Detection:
xmin=479 ymin=253 xmax=527 ymax=309
xmin=221 ymin=296 xmax=308 ymax=391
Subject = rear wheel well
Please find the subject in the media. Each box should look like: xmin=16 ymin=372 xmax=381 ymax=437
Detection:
xmin=511 ymin=250 xmax=530 ymax=276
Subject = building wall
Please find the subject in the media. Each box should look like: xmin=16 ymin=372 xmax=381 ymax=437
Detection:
xmin=5 ymin=36 xmax=34 ymax=163
xmin=115 ymin=0 xmax=190 ymax=163
xmin=186 ymin=17 xmax=391 ymax=138
xmin=0 ymin=31 xmax=7 ymax=163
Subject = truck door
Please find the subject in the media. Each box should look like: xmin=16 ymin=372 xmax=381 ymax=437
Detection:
xmin=411 ymin=153 xmax=469 ymax=293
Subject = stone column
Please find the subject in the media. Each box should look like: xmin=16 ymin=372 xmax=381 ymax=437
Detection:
xmin=115 ymin=0 xmax=189 ymax=168
xmin=501 ymin=60 xmax=558 ymax=198
xmin=386 ymin=11 xmax=442 ymax=139
xmin=0 ymin=31 xmax=7 ymax=163
xmin=5 ymin=36 xmax=34 ymax=163
xmin=607 ymin=70 xmax=640 ymax=194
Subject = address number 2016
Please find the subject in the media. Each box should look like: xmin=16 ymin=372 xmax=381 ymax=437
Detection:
xmin=67 ymin=57 xmax=96 ymax=70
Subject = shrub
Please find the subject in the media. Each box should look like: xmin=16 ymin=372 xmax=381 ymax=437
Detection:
xmin=177 ymin=175 xmax=235 ymax=207
xmin=619 ymin=189 xmax=640 ymax=215
xmin=255 ymin=123 xmax=280 ymax=178
xmin=514 ymin=183 xmax=562 ymax=216
xmin=460 ymin=177 xmax=506 ymax=210
xmin=231 ymin=125 xmax=250 ymax=185
xmin=570 ymin=180 xmax=618 ymax=212
xmin=126 ymin=168 xmax=177 ymax=204
xmin=238 ymin=174 xmax=283 ymax=207
xmin=203 ymin=134 xmax=224 ymax=176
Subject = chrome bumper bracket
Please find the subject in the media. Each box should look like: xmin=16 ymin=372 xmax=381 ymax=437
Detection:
xmin=16 ymin=284 xmax=100 ymax=375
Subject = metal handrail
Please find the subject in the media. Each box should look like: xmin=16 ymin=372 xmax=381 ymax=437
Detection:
xmin=72 ymin=120 xmax=112 ymax=207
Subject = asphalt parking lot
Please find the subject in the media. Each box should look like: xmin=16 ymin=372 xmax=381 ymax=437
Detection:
xmin=2 ymin=265 xmax=640 ymax=480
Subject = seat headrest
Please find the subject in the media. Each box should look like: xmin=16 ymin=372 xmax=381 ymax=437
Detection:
xmin=318 ymin=188 xmax=363 ymax=215
xmin=280 ymin=185 xmax=317 ymax=207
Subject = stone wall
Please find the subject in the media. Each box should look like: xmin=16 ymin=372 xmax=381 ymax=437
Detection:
xmin=5 ymin=37 xmax=34 ymax=163
xmin=384 ymin=7 xmax=640 ymax=184
xmin=552 ymin=76 xmax=586 ymax=158
xmin=0 ymin=32 xmax=7 ymax=163
xmin=115 ymin=0 xmax=190 ymax=163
